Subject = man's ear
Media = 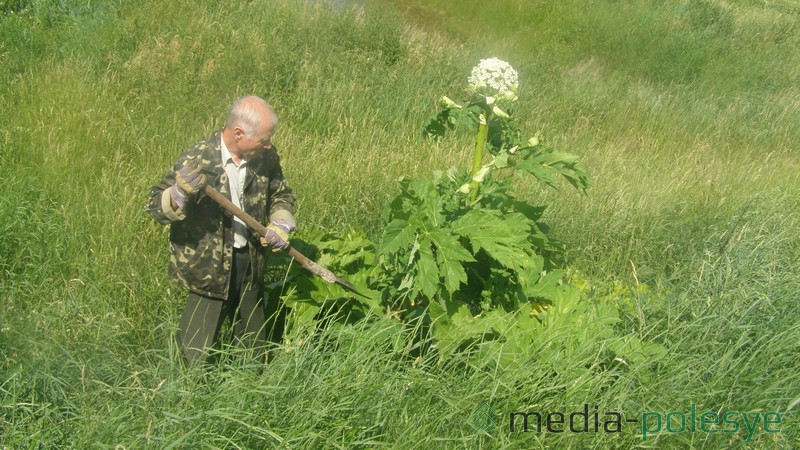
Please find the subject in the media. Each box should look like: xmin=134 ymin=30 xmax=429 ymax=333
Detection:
xmin=233 ymin=126 xmax=245 ymax=141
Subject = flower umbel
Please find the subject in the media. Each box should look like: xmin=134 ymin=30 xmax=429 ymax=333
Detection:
xmin=468 ymin=57 xmax=518 ymax=103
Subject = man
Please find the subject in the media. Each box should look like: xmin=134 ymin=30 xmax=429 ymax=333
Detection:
xmin=146 ymin=95 xmax=296 ymax=367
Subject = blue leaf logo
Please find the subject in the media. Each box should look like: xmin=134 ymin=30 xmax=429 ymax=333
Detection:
xmin=470 ymin=402 xmax=498 ymax=434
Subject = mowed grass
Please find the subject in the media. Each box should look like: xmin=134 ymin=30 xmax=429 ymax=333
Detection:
xmin=1 ymin=0 xmax=798 ymax=448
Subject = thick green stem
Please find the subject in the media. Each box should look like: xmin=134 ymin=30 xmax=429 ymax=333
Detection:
xmin=469 ymin=106 xmax=491 ymax=203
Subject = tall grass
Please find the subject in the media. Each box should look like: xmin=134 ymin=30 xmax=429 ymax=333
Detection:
xmin=1 ymin=0 xmax=798 ymax=447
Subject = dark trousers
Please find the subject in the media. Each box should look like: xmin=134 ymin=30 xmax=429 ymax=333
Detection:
xmin=177 ymin=247 xmax=268 ymax=366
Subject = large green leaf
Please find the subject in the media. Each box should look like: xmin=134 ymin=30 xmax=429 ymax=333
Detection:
xmin=452 ymin=208 xmax=536 ymax=275
xmin=513 ymin=147 xmax=591 ymax=193
xmin=409 ymin=178 xmax=444 ymax=227
xmin=415 ymin=236 xmax=440 ymax=300
xmin=428 ymin=228 xmax=474 ymax=294
xmin=380 ymin=218 xmax=415 ymax=254
xmin=514 ymin=157 xmax=561 ymax=188
xmin=525 ymin=269 xmax=565 ymax=303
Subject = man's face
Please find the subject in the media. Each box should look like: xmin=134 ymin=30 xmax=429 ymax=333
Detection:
xmin=236 ymin=116 xmax=275 ymax=159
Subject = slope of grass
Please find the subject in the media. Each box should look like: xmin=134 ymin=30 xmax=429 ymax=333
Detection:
xmin=1 ymin=0 xmax=798 ymax=447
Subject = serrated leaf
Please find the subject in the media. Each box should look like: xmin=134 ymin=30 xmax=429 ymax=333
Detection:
xmin=428 ymin=228 xmax=473 ymax=294
xmin=452 ymin=209 xmax=535 ymax=274
xmin=513 ymin=148 xmax=590 ymax=193
xmin=514 ymin=159 xmax=561 ymax=188
xmin=379 ymin=219 xmax=415 ymax=254
xmin=407 ymin=178 xmax=444 ymax=227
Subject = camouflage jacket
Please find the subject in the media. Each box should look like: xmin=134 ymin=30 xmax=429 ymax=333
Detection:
xmin=146 ymin=129 xmax=296 ymax=300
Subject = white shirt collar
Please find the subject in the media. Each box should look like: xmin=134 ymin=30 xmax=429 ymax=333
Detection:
xmin=220 ymin=134 xmax=249 ymax=167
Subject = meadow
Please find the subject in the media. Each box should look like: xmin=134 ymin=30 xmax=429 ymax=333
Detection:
xmin=1 ymin=0 xmax=798 ymax=447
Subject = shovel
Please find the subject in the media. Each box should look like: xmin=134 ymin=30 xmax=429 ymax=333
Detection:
xmin=203 ymin=185 xmax=367 ymax=298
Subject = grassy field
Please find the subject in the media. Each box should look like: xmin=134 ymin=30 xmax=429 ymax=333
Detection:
xmin=1 ymin=0 xmax=798 ymax=448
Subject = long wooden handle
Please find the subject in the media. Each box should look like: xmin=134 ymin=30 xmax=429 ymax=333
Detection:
xmin=204 ymin=185 xmax=268 ymax=235
xmin=202 ymin=185 xmax=336 ymax=283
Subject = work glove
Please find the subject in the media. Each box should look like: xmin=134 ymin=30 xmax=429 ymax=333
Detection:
xmin=260 ymin=218 xmax=295 ymax=251
xmin=170 ymin=164 xmax=207 ymax=209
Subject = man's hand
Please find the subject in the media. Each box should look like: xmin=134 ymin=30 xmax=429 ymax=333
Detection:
xmin=260 ymin=219 xmax=295 ymax=251
xmin=170 ymin=164 xmax=207 ymax=209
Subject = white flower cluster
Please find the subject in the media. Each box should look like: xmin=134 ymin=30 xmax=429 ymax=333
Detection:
xmin=468 ymin=57 xmax=519 ymax=102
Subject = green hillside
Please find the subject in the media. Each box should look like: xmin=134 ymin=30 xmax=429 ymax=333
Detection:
xmin=1 ymin=0 xmax=797 ymax=447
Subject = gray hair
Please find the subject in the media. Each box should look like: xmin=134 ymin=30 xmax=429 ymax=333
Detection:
xmin=225 ymin=96 xmax=278 ymax=136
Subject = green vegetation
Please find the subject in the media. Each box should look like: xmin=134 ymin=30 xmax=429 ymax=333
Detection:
xmin=1 ymin=0 xmax=798 ymax=448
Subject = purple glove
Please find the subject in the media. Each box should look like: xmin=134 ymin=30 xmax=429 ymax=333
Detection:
xmin=170 ymin=165 xmax=207 ymax=209
xmin=260 ymin=219 xmax=295 ymax=250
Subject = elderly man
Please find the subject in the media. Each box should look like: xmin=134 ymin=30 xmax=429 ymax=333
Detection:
xmin=147 ymin=95 xmax=296 ymax=367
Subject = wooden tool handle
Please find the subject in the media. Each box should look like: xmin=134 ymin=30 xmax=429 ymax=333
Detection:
xmin=202 ymin=185 xmax=320 ymax=274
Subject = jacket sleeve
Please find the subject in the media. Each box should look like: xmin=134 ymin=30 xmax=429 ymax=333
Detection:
xmin=146 ymin=155 xmax=191 ymax=225
xmin=267 ymin=153 xmax=296 ymax=225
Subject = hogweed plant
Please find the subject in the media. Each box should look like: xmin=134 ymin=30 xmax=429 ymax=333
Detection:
xmin=370 ymin=58 xmax=594 ymax=357
xmin=280 ymin=60 xmax=660 ymax=367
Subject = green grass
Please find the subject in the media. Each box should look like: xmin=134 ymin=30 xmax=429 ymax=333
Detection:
xmin=1 ymin=0 xmax=798 ymax=447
